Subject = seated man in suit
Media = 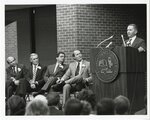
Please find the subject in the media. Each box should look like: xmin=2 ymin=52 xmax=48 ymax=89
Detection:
xmin=6 ymin=56 xmax=28 ymax=100
xmin=123 ymin=24 xmax=146 ymax=52
xmin=57 ymin=50 xmax=92 ymax=106
xmin=26 ymin=53 xmax=47 ymax=93
xmin=36 ymin=52 xmax=68 ymax=95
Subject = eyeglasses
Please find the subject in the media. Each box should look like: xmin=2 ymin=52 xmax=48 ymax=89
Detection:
xmin=8 ymin=59 xmax=15 ymax=64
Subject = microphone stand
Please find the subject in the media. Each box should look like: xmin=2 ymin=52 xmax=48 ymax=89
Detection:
xmin=96 ymin=35 xmax=114 ymax=48
xmin=105 ymin=42 xmax=112 ymax=48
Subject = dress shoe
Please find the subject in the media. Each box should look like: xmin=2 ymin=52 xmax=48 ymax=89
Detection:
xmin=52 ymin=84 xmax=61 ymax=91
xmin=52 ymin=81 xmax=65 ymax=91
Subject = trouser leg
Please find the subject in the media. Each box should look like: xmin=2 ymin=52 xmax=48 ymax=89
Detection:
xmin=63 ymin=84 xmax=71 ymax=107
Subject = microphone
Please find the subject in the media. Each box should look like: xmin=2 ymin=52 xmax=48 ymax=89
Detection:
xmin=106 ymin=42 xmax=112 ymax=48
xmin=96 ymin=35 xmax=114 ymax=48
xmin=121 ymin=35 xmax=126 ymax=47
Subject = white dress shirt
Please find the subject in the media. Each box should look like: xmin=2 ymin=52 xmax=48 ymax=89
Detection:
xmin=127 ymin=35 xmax=136 ymax=46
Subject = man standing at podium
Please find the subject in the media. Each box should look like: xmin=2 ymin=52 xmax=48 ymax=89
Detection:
xmin=123 ymin=24 xmax=146 ymax=52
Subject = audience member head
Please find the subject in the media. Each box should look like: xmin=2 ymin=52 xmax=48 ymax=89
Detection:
xmin=77 ymin=89 xmax=96 ymax=111
xmin=114 ymin=95 xmax=130 ymax=115
xmin=7 ymin=95 xmax=26 ymax=115
xmin=64 ymin=98 xmax=82 ymax=115
xmin=56 ymin=51 xmax=65 ymax=64
xmin=46 ymin=92 xmax=60 ymax=106
xmin=96 ymin=98 xmax=115 ymax=115
xmin=127 ymin=24 xmax=138 ymax=38
xmin=80 ymin=100 xmax=92 ymax=115
xmin=34 ymin=95 xmax=48 ymax=104
xmin=7 ymin=56 xmax=17 ymax=67
xmin=30 ymin=53 xmax=39 ymax=65
xmin=72 ymin=50 xmax=83 ymax=62
xmin=25 ymin=98 xmax=49 ymax=115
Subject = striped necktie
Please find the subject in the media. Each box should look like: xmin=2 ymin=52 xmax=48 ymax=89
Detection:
xmin=54 ymin=64 xmax=59 ymax=73
xmin=12 ymin=66 xmax=16 ymax=74
xmin=32 ymin=65 xmax=37 ymax=82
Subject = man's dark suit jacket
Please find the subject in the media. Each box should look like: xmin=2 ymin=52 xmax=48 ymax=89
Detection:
xmin=125 ymin=37 xmax=146 ymax=50
xmin=6 ymin=64 xmax=28 ymax=98
xmin=49 ymin=106 xmax=63 ymax=115
xmin=26 ymin=64 xmax=47 ymax=92
xmin=42 ymin=63 xmax=68 ymax=91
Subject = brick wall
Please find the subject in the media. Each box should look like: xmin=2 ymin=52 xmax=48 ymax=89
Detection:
xmin=56 ymin=4 xmax=146 ymax=63
xmin=5 ymin=21 xmax=18 ymax=67
xmin=56 ymin=5 xmax=78 ymax=62
xmin=5 ymin=5 xmax=146 ymax=65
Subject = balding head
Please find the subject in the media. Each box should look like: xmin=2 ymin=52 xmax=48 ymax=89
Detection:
xmin=7 ymin=56 xmax=16 ymax=66
xmin=72 ymin=50 xmax=82 ymax=62
xmin=127 ymin=24 xmax=138 ymax=38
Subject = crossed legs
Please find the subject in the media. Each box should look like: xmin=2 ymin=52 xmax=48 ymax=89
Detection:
xmin=62 ymin=82 xmax=85 ymax=107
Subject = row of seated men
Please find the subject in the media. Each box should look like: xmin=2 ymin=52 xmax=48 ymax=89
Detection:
xmin=6 ymin=50 xmax=92 ymax=107
xmin=6 ymin=89 xmax=147 ymax=115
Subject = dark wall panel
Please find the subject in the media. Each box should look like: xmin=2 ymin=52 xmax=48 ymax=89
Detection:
xmin=34 ymin=6 xmax=57 ymax=66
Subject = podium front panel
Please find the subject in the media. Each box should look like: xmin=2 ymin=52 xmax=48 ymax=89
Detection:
xmin=90 ymin=47 xmax=146 ymax=114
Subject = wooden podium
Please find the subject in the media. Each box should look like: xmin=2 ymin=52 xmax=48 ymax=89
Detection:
xmin=90 ymin=46 xmax=146 ymax=114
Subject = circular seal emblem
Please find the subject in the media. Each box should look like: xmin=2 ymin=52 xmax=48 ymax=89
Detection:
xmin=95 ymin=48 xmax=119 ymax=83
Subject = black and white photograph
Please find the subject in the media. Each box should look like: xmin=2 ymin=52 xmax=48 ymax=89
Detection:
xmin=0 ymin=0 xmax=149 ymax=120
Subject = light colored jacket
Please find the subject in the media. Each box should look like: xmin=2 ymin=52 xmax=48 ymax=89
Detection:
xmin=61 ymin=60 xmax=92 ymax=84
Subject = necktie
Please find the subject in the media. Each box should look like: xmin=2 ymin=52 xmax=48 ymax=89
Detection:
xmin=12 ymin=66 xmax=15 ymax=74
xmin=127 ymin=38 xmax=132 ymax=46
xmin=75 ymin=62 xmax=80 ymax=76
xmin=54 ymin=64 xmax=59 ymax=73
xmin=32 ymin=65 xmax=37 ymax=82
